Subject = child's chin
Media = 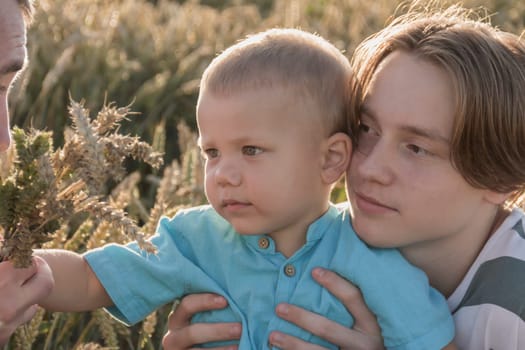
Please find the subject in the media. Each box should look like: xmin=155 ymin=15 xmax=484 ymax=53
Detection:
xmin=231 ymin=223 xmax=264 ymax=235
xmin=235 ymin=229 xmax=261 ymax=235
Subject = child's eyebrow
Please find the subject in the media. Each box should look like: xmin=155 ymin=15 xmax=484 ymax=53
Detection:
xmin=361 ymin=105 xmax=451 ymax=144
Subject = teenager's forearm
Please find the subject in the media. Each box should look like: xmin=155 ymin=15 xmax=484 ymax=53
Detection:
xmin=34 ymin=249 xmax=112 ymax=311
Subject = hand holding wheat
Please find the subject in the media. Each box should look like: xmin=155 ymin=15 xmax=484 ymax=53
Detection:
xmin=0 ymin=99 xmax=162 ymax=267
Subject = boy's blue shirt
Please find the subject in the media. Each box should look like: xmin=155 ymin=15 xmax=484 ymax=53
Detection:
xmin=84 ymin=204 xmax=454 ymax=349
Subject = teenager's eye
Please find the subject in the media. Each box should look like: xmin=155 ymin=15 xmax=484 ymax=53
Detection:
xmin=358 ymin=123 xmax=372 ymax=134
xmin=406 ymin=144 xmax=432 ymax=157
xmin=356 ymin=123 xmax=379 ymax=155
xmin=202 ymin=148 xmax=220 ymax=159
xmin=242 ymin=145 xmax=263 ymax=156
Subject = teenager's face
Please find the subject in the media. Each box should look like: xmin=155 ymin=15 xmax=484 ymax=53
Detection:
xmin=0 ymin=0 xmax=27 ymax=152
xmin=197 ymin=87 xmax=329 ymax=243
xmin=347 ymin=51 xmax=494 ymax=249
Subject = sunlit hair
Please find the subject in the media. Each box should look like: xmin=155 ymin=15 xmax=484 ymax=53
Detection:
xmin=17 ymin=0 xmax=35 ymax=26
xmin=199 ymin=28 xmax=352 ymax=135
xmin=350 ymin=3 xmax=525 ymax=207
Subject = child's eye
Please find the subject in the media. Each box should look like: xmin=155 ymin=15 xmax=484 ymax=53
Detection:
xmin=242 ymin=146 xmax=263 ymax=156
xmin=202 ymin=148 xmax=219 ymax=159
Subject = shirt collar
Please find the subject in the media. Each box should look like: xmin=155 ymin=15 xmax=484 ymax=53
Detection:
xmin=241 ymin=204 xmax=340 ymax=254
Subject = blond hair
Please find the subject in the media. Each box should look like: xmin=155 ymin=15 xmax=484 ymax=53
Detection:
xmin=351 ymin=4 xmax=525 ymax=207
xmin=200 ymin=28 xmax=352 ymax=135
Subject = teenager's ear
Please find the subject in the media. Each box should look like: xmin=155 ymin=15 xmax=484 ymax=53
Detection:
xmin=321 ymin=132 xmax=352 ymax=184
xmin=483 ymin=189 xmax=515 ymax=206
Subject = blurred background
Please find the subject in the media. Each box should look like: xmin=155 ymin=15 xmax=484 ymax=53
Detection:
xmin=6 ymin=0 xmax=525 ymax=348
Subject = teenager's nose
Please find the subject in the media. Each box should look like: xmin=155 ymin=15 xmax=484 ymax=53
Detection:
xmin=214 ymin=160 xmax=242 ymax=187
xmin=355 ymin=140 xmax=394 ymax=185
xmin=0 ymin=99 xmax=11 ymax=153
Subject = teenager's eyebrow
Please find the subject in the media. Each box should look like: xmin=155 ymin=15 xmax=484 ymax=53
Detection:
xmin=361 ymin=105 xmax=450 ymax=144
xmin=400 ymin=124 xmax=450 ymax=144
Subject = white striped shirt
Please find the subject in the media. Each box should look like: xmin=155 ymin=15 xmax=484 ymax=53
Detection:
xmin=448 ymin=208 xmax=525 ymax=350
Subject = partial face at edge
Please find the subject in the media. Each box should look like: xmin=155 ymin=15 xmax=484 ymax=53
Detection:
xmin=0 ymin=0 xmax=27 ymax=152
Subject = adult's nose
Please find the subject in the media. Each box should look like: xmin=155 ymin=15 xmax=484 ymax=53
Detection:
xmin=354 ymin=138 xmax=395 ymax=186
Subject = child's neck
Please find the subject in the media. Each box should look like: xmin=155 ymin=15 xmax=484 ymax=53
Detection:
xmin=268 ymin=229 xmax=307 ymax=258
xmin=267 ymin=206 xmax=330 ymax=258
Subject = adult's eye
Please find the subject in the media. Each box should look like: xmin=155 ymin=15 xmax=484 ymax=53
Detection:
xmin=358 ymin=123 xmax=372 ymax=134
xmin=356 ymin=123 xmax=379 ymax=155
xmin=406 ymin=144 xmax=432 ymax=157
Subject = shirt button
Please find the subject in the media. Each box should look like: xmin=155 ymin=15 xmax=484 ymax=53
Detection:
xmin=258 ymin=237 xmax=269 ymax=249
xmin=284 ymin=264 xmax=296 ymax=277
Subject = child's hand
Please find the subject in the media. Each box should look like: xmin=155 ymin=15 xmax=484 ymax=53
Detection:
xmin=162 ymin=293 xmax=241 ymax=350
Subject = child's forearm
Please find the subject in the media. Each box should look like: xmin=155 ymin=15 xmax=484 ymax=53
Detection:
xmin=35 ymin=249 xmax=112 ymax=311
xmin=442 ymin=341 xmax=458 ymax=350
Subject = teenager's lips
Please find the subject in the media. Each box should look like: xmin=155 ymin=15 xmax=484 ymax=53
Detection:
xmin=354 ymin=191 xmax=398 ymax=215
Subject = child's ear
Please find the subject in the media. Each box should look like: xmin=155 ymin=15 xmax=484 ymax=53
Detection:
xmin=321 ymin=132 xmax=352 ymax=184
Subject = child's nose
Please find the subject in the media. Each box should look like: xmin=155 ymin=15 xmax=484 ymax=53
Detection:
xmin=215 ymin=160 xmax=242 ymax=187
